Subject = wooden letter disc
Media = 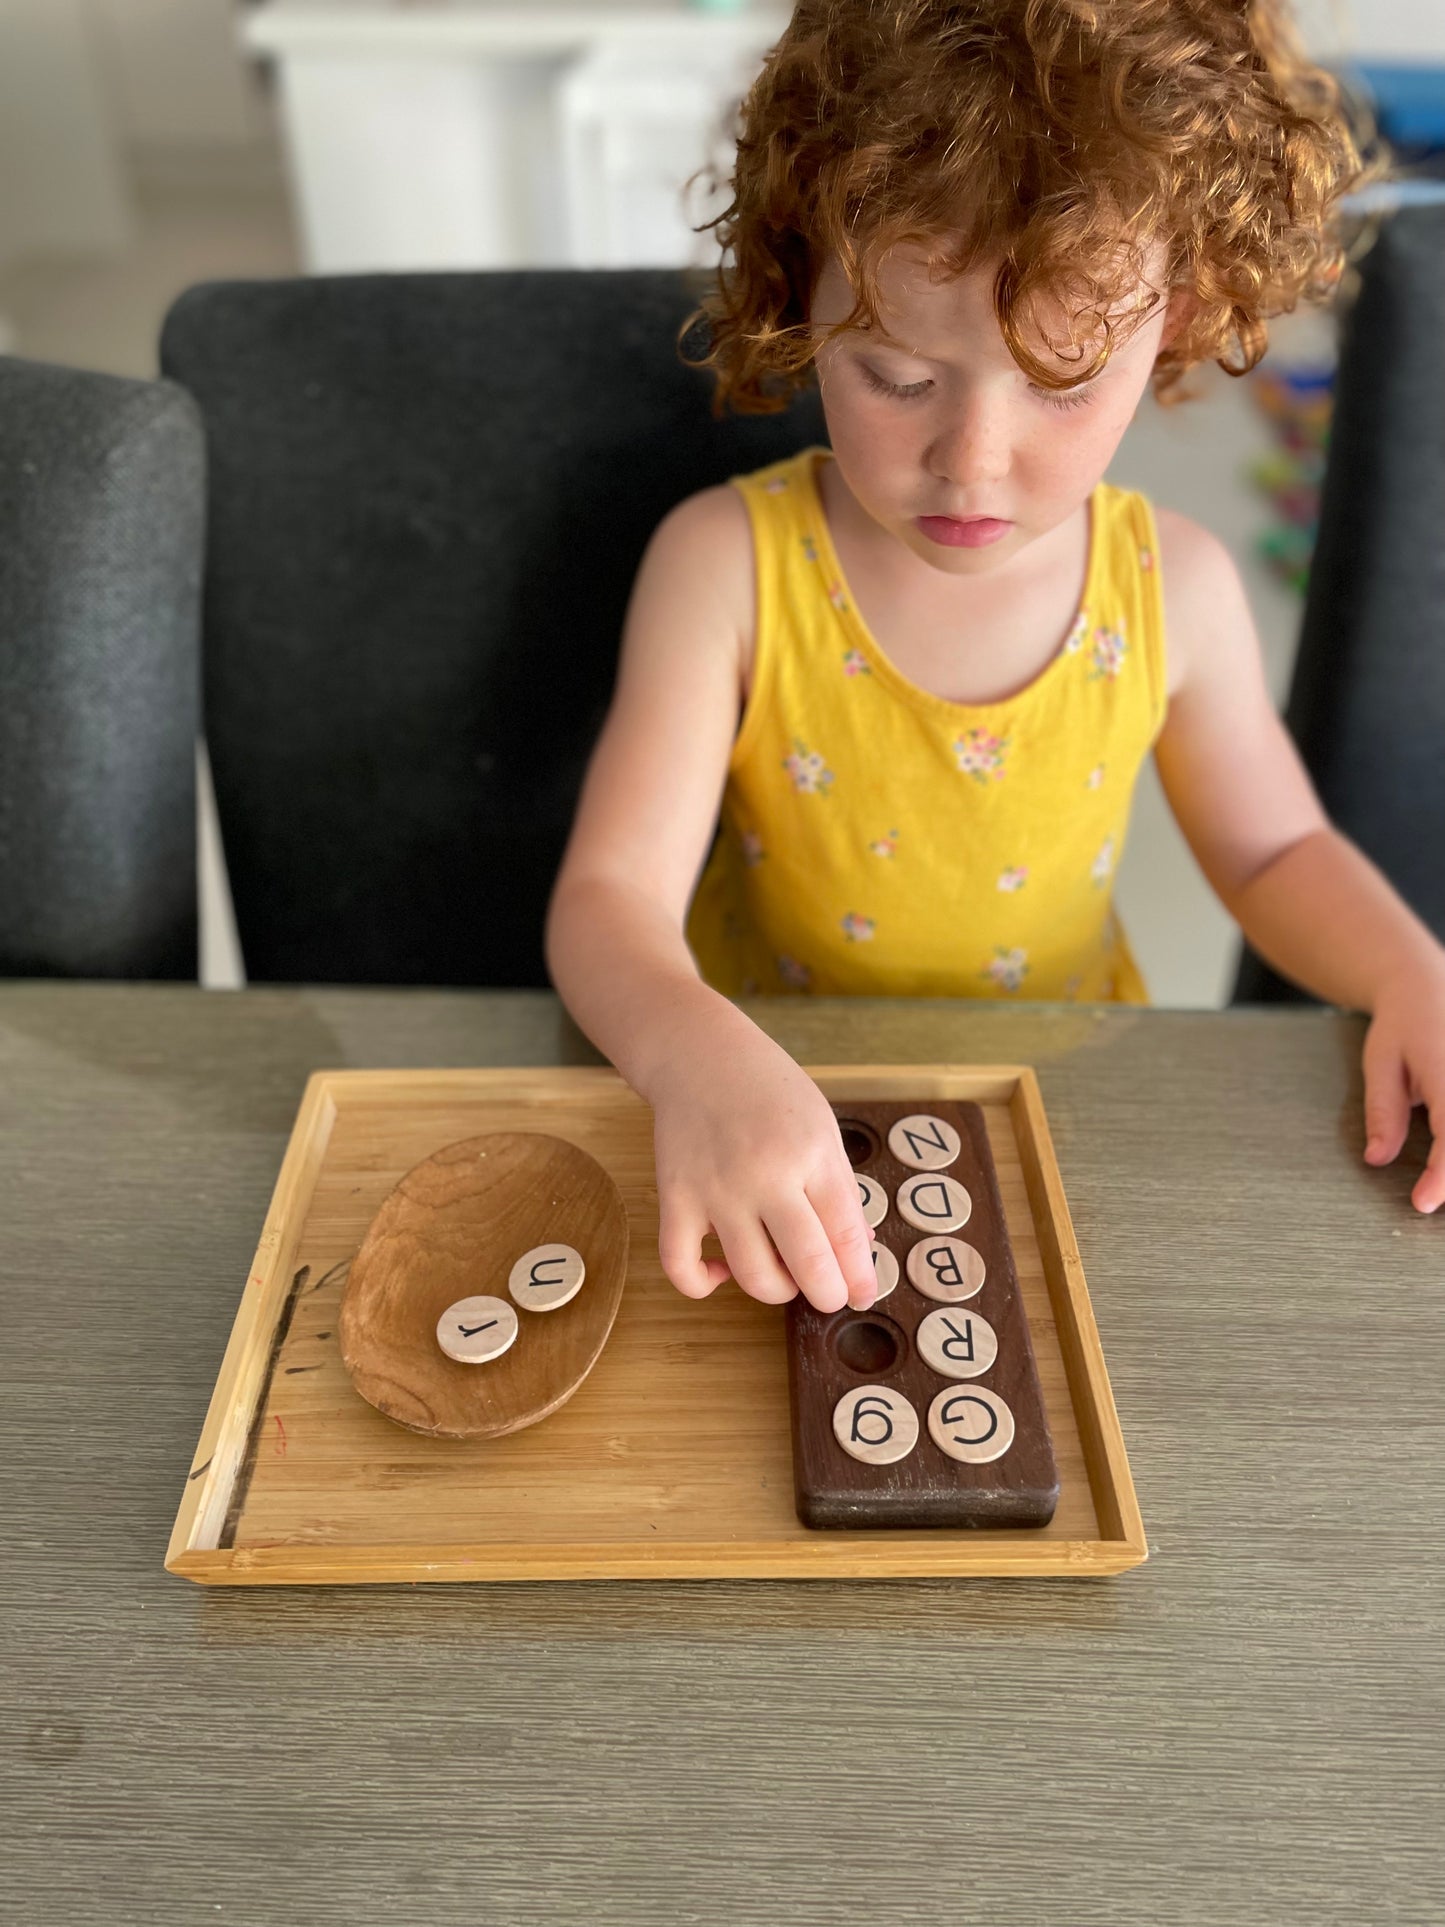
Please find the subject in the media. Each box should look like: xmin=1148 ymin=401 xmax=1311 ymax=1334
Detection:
xmin=886 ymin=1113 xmax=962 ymax=1171
xmin=905 ymin=1235 xmax=986 ymax=1303
xmin=896 ymin=1171 xmax=972 ymax=1233
xmin=856 ymin=1172 xmax=888 ymax=1227
xmin=340 ymin=1132 xmax=629 ymax=1440
xmin=869 ymin=1242 xmax=900 ymax=1300
xmin=832 ymin=1384 xmax=919 ymax=1466
xmin=916 ymin=1306 xmax=998 ymax=1380
xmin=436 ymin=1295 xmax=518 ymax=1364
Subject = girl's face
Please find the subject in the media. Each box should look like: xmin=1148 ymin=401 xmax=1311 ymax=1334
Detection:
xmin=811 ymin=245 xmax=1176 ymax=576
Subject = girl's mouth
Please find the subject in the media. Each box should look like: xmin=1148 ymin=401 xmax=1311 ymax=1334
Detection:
xmin=915 ymin=515 xmax=1013 ymax=548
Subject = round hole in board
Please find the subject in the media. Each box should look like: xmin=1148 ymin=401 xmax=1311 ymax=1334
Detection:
xmin=833 ymin=1314 xmax=905 ymax=1376
xmin=837 ymin=1119 xmax=880 ymax=1168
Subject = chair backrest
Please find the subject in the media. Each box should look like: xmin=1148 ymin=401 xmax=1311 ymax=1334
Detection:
xmin=1234 ymin=200 xmax=1445 ymax=1002
xmin=0 ymin=356 xmax=200 ymax=979
xmin=162 ymin=270 xmax=826 ymax=986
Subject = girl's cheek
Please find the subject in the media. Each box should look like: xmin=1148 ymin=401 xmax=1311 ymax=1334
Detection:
xmin=1029 ymin=406 xmax=1126 ymax=489
xmin=833 ymin=406 xmax=913 ymax=482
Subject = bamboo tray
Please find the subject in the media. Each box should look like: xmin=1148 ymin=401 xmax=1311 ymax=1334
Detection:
xmin=167 ymin=1065 xmax=1146 ymax=1584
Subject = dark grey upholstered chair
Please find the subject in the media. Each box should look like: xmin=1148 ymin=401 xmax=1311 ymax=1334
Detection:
xmin=0 ymin=356 xmax=202 ymax=979
xmin=1234 ymin=200 xmax=1445 ymax=1002
xmin=161 ymin=271 xmax=826 ymax=987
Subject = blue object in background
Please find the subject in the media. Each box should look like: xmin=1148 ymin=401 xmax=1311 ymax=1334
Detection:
xmin=1350 ymin=64 xmax=1445 ymax=157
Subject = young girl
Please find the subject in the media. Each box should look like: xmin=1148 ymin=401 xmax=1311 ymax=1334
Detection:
xmin=546 ymin=0 xmax=1445 ymax=1316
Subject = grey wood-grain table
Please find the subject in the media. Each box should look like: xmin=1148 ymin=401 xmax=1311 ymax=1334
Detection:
xmin=2 ymin=984 xmax=1441 ymax=1927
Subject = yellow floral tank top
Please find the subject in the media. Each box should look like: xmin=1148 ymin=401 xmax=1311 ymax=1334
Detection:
xmin=685 ymin=447 xmax=1168 ymax=1003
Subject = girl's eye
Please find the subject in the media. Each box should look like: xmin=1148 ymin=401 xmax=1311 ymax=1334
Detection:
xmin=861 ymin=364 xmax=932 ymax=401
xmin=1031 ymin=383 xmax=1095 ymax=413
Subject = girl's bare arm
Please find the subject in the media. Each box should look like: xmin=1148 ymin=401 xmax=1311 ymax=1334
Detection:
xmin=545 ymin=487 xmax=879 ymax=1305
xmin=545 ymin=486 xmax=752 ymax=1100
xmin=1153 ymin=509 xmax=1445 ymax=1210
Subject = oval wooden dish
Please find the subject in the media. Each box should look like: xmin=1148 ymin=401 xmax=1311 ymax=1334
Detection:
xmin=339 ymin=1131 xmax=629 ymax=1440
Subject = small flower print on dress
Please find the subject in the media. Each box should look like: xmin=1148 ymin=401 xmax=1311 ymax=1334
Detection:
xmin=997 ymin=866 xmax=1028 ymax=892
xmin=1063 ymin=610 xmax=1089 ymax=654
xmin=1100 ymin=976 xmax=1117 ymax=1000
xmin=1086 ymin=762 xmax=1106 ymax=790
xmin=764 ymin=476 xmax=790 ymax=495
xmin=801 ymin=534 xmax=819 ymax=564
xmin=739 ymin=830 xmax=766 ymax=867
xmin=827 ymin=582 xmax=849 ymax=612
xmin=983 ymin=946 xmax=1029 ymax=992
xmin=1088 ymin=624 xmax=1127 ymax=681
xmin=842 ymin=647 xmax=872 ymax=677
xmin=783 ymin=740 xmax=834 ymax=794
xmin=841 ymin=912 xmax=876 ymax=943
xmin=953 ymin=726 xmax=1010 ymax=783
xmin=777 ymin=954 xmax=812 ymax=988
xmin=1139 ymin=545 xmax=1154 ymax=571
xmin=868 ymin=830 xmax=899 ymax=859
xmin=1092 ymin=835 xmax=1116 ymax=886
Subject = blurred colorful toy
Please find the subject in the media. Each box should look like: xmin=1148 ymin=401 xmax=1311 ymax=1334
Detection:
xmin=1248 ymin=362 xmax=1334 ymax=592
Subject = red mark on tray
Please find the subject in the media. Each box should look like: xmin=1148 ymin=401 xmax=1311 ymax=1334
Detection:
xmin=273 ymin=1415 xmax=287 ymax=1456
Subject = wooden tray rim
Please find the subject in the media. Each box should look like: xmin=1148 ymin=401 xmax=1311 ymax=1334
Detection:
xmin=167 ymin=1063 xmax=1147 ymax=1585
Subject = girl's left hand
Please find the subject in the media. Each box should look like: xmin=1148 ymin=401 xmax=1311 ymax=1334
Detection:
xmin=1362 ymin=960 xmax=1445 ymax=1213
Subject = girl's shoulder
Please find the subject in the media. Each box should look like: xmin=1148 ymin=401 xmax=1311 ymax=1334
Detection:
xmin=645 ymin=478 xmax=754 ymax=609
xmin=1152 ymin=502 xmax=1239 ymax=584
xmin=642 ymin=453 xmax=819 ymax=690
xmin=726 ymin=446 xmax=822 ymax=500
xmin=634 ymin=478 xmax=755 ymax=691
xmin=649 ymin=476 xmax=752 ymax=555
xmin=655 ymin=447 xmax=817 ymax=546
xmin=1152 ymin=506 xmax=1251 ymax=701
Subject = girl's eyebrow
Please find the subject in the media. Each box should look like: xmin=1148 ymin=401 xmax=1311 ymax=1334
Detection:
xmin=862 ymin=332 xmax=941 ymax=365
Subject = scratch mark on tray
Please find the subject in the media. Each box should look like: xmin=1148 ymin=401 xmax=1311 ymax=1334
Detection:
xmin=187 ymin=1457 xmax=213 ymax=1483
xmin=305 ymin=1257 xmax=352 ymax=1297
xmin=219 ymin=1258 xmax=311 ymax=1548
xmin=273 ymin=1415 xmax=287 ymax=1456
xmin=284 ymin=1364 xmax=321 ymax=1375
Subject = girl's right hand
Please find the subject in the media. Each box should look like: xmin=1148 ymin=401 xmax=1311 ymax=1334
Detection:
xmin=647 ymin=1015 xmax=879 ymax=1314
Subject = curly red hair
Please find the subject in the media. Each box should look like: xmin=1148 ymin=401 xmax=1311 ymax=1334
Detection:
xmin=690 ymin=0 xmax=1365 ymax=409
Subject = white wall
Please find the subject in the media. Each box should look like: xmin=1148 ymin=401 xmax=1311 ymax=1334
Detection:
xmin=1300 ymin=0 xmax=1445 ymax=60
xmin=0 ymin=0 xmax=130 ymax=269
xmin=86 ymin=0 xmax=267 ymax=149
xmin=0 ymin=1 xmax=276 ymax=272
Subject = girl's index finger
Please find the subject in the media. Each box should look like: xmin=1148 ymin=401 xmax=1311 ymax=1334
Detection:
xmin=805 ymin=1164 xmax=879 ymax=1310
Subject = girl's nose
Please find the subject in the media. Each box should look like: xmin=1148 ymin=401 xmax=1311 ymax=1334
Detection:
xmin=926 ymin=389 xmax=1011 ymax=493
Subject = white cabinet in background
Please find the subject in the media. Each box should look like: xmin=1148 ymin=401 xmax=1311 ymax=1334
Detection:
xmin=558 ymin=46 xmax=756 ymax=269
xmin=243 ymin=1 xmax=788 ymax=272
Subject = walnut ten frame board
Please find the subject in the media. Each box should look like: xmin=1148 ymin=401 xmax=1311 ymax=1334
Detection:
xmin=167 ymin=1066 xmax=1147 ymax=1585
xmin=791 ymin=1099 xmax=1060 ymax=1530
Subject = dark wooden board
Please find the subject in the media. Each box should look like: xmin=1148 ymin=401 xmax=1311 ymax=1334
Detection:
xmin=787 ymin=1098 xmax=1059 ymax=1528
